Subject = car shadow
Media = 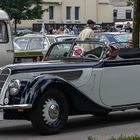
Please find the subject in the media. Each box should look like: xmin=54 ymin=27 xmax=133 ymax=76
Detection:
xmin=0 ymin=110 xmax=140 ymax=136
xmin=63 ymin=110 xmax=140 ymax=133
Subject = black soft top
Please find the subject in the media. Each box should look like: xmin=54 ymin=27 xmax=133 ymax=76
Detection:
xmin=119 ymin=48 xmax=140 ymax=59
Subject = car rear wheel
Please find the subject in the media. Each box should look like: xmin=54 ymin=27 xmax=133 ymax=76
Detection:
xmin=31 ymin=89 xmax=68 ymax=135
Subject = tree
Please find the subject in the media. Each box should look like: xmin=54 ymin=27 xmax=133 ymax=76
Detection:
xmin=127 ymin=0 xmax=140 ymax=48
xmin=0 ymin=0 xmax=46 ymax=34
xmin=132 ymin=0 xmax=140 ymax=48
xmin=127 ymin=0 xmax=134 ymax=6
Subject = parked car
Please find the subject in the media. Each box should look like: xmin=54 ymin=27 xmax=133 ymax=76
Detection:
xmin=0 ymin=39 xmax=140 ymax=135
xmin=16 ymin=29 xmax=33 ymax=36
xmin=95 ymin=32 xmax=132 ymax=48
xmin=14 ymin=33 xmax=77 ymax=63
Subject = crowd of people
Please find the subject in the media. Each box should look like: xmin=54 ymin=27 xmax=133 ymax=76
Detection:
xmin=77 ymin=19 xmax=134 ymax=60
xmin=40 ymin=19 xmax=133 ymax=60
xmin=44 ymin=20 xmax=133 ymax=36
xmin=46 ymin=25 xmax=79 ymax=35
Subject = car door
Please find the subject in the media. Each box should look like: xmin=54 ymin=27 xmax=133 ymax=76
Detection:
xmin=99 ymin=59 xmax=140 ymax=107
xmin=0 ymin=21 xmax=14 ymax=66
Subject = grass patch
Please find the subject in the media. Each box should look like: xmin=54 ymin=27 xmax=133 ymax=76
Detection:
xmin=88 ymin=135 xmax=140 ymax=140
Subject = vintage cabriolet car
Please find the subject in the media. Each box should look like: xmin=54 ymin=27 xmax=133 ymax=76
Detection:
xmin=0 ymin=39 xmax=140 ymax=135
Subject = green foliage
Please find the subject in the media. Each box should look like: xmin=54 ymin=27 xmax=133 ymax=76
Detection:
xmin=88 ymin=136 xmax=98 ymax=140
xmin=88 ymin=135 xmax=140 ymax=140
xmin=109 ymin=135 xmax=140 ymax=140
xmin=0 ymin=0 xmax=45 ymax=21
xmin=0 ymin=0 xmax=46 ymax=33
xmin=0 ymin=0 xmax=44 ymax=20
xmin=127 ymin=0 xmax=134 ymax=6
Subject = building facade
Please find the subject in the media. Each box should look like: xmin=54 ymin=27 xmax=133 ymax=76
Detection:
xmin=110 ymin=0 xmax=127 ymax=6
xmin=14 ymin=0 xmax=113 ymax=30
xmin=113 ymin=6 xmax=133 ymax=22
xmin=111 ymin=0 xmax=133 ymax=22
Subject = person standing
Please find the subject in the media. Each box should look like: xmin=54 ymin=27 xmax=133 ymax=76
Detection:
xmin=125 ymin=22 xmax=132 ymax=33
xmin=63 ymin=25 xmax=70 ymax=34
xmin=73 ymin=25 xmax=79 ymax=35
xmin=78 ymin=19 xmax=95 ymax=51
xmin=79 ymin=19 xmax=95 ymax=40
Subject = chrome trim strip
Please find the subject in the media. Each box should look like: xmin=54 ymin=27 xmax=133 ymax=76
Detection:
xmin=0 ymin=68 xmax=11 ymax=105
xmin=0 ymin=104 xmax=32 ymax=109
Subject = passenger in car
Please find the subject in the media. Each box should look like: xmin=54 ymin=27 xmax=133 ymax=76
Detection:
xmin=126 ymin=39 xmax=133 ymax=48
xmin=106 ymin=44 xmax=122 ymax=60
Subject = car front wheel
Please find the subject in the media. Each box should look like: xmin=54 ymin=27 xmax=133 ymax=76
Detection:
xmin=31 ymin=89 xmax=68 ymax=135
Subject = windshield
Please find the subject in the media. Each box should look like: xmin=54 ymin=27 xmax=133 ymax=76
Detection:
xmin=45 ymin=40 xmax=106 ymax=61
xmin=13 ymin=42 xmax=22 ymax=51
xmin=114 ymin=34 xmax=132 ymax=42
xmin=46 ymin=36 xmax=55 ymax=44
xmin=29 ymin=38 xmax=44 ymax=50
xmin=46 ymin=42 xmax=72 ymax=59
xmin=14 ymin=38 xmax=28 ymax=50
xmin=105 ymin=34 xmax=117 ymax=43
xmin=114 ymin=34 xmax=132 ymax=48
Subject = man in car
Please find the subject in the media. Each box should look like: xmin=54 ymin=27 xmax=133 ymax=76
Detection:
xmin=106 ymin=44 xmax=122 ymax=60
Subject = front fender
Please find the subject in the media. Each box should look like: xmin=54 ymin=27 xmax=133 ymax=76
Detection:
xmin=22 ymin=74 xmax=110 ymax=114
xmin=22 ymin=75 xmax=69 ymax=105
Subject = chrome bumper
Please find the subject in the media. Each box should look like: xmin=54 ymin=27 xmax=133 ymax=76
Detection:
xmin=0 ymin=104 xmax=32 ymax=109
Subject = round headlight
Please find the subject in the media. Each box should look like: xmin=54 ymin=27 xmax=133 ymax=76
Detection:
xmin=8 ymin=79 xmax=21 ymax=96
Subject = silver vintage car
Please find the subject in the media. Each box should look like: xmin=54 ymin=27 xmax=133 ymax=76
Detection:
xmin=0 ymin=39 xmax=140 ymax=135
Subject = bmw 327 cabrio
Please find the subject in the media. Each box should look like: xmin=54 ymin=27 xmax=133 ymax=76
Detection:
xmin=0 ymin=39 xmax=140 ymax=135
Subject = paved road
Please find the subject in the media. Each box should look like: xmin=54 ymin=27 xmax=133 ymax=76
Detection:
xmin=0 ymin=109 xmax=140 ymax=140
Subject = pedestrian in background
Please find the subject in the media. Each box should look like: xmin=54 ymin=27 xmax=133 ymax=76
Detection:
xmin=78 ymin=19 xmax=95 ymax=41
xmin=125 ymin=22 xmax=132 ymax=33
xmin=73 ymin=25 xmax=79 ymax=35
xmin=78 ymin=19 xmax=95 ymax=52
xmin=64 ymin=25 xmax=70 ymax=34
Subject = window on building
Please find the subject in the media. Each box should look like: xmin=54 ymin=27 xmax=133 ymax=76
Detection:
xmin=126 ymin=10 xmax=132 ymax=19
xmin=49 ymin=6 xmax=54 ymax=20
xmin=113 ymin=10 xmax=117 ymax=20
xmin=66 ymin=6 xmax=71 ymax=20
xmin=75 ymin=7 xmax=80 ymax=20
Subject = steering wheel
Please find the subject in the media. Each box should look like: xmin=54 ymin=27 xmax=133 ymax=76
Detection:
xmin=84 ymin=53 xmax=99 ymax=58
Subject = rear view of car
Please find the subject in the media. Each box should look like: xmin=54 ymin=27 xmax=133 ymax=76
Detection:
xmin=14 ymin=34 xmax=49 ymax=63
xmin=14 ymin=34 xmax=77 ymax=63
xmin=95 ymin=32 xmax=132 ymax=48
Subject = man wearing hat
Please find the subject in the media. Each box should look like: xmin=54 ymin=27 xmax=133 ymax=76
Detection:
xmin=106 ymin=44 xmax=122 ymax=60
xmin=79 ymin=19 xmax=95 ymax=40
xmin=78 ymin=19 xmax=95 ymax=52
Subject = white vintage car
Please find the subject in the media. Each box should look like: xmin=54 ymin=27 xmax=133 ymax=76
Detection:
xmin=0 ymin=39 xmax=139 ymax=135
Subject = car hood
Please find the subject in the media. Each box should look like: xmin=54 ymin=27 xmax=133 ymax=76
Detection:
xmin=3 ymin=60 xmax=103 ymax=74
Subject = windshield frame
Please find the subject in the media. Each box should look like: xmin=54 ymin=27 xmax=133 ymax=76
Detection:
xmin=43 ymin=39 xmax=107 ymax=61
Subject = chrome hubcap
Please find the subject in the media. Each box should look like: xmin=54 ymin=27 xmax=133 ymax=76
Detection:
xmin=42 ymin=99 xmax=59 ymax=125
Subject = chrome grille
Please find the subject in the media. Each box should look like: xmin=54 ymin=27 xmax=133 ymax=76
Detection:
xmin=0 ymin=68 xmax=10 ymax=93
